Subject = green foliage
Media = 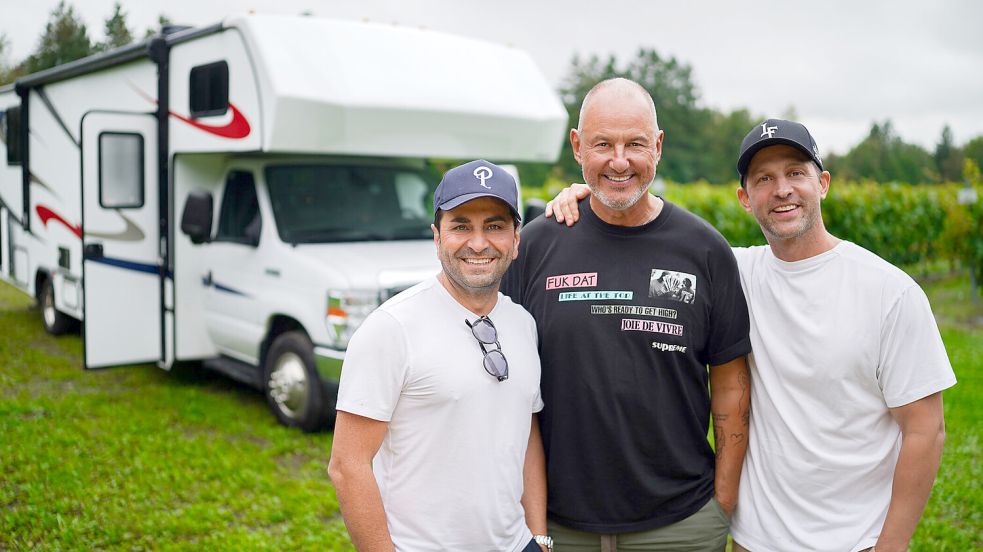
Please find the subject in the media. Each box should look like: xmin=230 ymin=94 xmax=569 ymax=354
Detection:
xmin=826 ymin=121 xmax=938 ymax=183
xmin=935 ymin=125 xmax=965 ymax=183
xmin=21 ymin=1 xmax=95 ymax=75
xmin=523 ymin=181 xmax=982 ymax=274
xmin=99 ymin=2 xmax=134 ymax=51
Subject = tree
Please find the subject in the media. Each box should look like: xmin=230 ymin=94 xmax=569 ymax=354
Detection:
xmin=0 ymin=33 xmax=24 ymax=86
xmin=832 ymin=121 xmax=937 ymax=183
xmin=100 ymin=2 xmax=133 ymax=51
xmin=22 ymin=1 xmax=94 ymax=75
xmin=964 ymin=136 xmax=983 ymax=179
xmin=934 ymin=125 xmax=964 ymax=183
xmin=143 ymin=14 xmax=174 ymax=39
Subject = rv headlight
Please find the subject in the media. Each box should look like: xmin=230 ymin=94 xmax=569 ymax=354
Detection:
xmin=326 ymin=290 xmax=382 ymax=349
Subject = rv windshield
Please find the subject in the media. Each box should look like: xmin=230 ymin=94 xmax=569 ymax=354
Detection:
xmin=265 ymin=165 xmax=438 ymax=244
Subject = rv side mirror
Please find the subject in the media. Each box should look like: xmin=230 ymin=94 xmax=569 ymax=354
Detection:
xmin=523 ymin=199 xmax=546 ymax=226
xmin=180 ymin=191 xmax=213 ymax=245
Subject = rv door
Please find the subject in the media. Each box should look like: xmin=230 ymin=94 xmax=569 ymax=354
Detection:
xmin=81 ymin=112 xmax=162 ymax=368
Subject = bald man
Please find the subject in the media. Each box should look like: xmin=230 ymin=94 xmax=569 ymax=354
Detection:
xmin=500 ymin=78 xmax=751 ymax=551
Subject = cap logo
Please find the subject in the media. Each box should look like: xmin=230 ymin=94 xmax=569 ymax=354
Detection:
xmin=473 ymin=166 xmax=493 ymax=189
xmin=760 ymin=123 xmax=778 ymax=138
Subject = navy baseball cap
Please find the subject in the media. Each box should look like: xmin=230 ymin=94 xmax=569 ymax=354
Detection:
xmin=737 ymin=119 xmax=823 ymax=182
xmin=433 ymin=159 xmax=520 ymax=221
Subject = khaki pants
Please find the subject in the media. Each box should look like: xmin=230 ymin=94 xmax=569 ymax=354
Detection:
xmin=548 ymin=497 xmax=730 ymax=551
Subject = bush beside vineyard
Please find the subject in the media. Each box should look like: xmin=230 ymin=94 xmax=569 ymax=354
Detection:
xmin=523 ymin=180 xmax=983 ymax=286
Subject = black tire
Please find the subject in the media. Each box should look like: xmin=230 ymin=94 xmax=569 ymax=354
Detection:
xmin=262 ymin=331 xmax=331 ymax=432
xmin=39 ymin=277 xmax=74 ymax=336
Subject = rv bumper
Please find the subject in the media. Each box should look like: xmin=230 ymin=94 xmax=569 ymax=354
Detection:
xmin=313 ymin=346 xmax=344 ymax=383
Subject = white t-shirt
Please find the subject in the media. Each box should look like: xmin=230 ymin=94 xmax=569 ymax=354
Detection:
xmin=336 ymin=276 xmax=544 ymax=552
xmin=730 ymin=242 xmax=956 ymax=552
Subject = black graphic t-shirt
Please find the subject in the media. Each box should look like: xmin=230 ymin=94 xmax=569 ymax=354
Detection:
xmin=501 ymin=199 xmax=751 ymax=533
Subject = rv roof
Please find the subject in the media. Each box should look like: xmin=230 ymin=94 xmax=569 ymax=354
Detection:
xmin=230 ymin=14 xmax=567 ymax=162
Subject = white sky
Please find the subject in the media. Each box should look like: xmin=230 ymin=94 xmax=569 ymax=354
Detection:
xmin=2 ymin=0 xmax=982 ymax=155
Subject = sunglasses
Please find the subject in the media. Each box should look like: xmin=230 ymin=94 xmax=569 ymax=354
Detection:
xmin=465 ymin=316 xmax=509 ymax=382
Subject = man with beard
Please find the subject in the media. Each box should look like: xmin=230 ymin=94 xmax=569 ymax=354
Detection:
xmin=547 ymin=119 xmax=956 ymax=551
xmin=501 ymin=78 xmax=752 ymax=550
xmin=329 ymin=160 xmax=551 ymax=552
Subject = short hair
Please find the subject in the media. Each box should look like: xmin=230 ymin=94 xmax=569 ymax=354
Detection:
xmin=578 ymin=78 xmax=659 ymax=133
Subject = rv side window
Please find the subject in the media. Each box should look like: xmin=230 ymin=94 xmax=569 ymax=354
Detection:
xmin=4 ymin=106 xmax=22 ymax=166
xmin=190 ymin=61 xmax=229 ymax=118
xmin=98 ymin=132 xmax=144 ymax=209
xmin=215 ymin=171 xmax=261 ymax=244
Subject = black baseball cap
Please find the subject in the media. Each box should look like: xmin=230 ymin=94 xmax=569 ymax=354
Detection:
xmin=737 ymin=119 xmax=823 ymax=182
xmin=433 ymin=159 xmax=520 ymax=221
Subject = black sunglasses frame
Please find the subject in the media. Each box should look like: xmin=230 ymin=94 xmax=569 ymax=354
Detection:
xmin=465 ymin=316 xmax=509 ymax=382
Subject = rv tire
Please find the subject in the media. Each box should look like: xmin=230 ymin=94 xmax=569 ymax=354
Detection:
xmin=263 ymin=331 xmax=329 ymax=432
xmin=40 ymin=277 xmax=74 ymax=336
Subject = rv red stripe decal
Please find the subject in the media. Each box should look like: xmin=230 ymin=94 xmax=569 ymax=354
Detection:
xmin=129 ymin=84 xmax=251 ymax=140
xmin=36 ymin=205 xmax=82 ymax=238
xmin=169 ymin=103 xmax=251 ymax=139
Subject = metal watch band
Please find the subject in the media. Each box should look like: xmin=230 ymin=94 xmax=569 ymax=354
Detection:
xmin=533 ymin=534 xmax=553 ymax=552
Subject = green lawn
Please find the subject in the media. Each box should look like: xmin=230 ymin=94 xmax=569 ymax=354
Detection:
xmin=0 ymin=275 xmax=980 ymax=550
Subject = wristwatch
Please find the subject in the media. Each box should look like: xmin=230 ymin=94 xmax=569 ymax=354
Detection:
xmin=533 ymin=534 xmax=553 ymax=552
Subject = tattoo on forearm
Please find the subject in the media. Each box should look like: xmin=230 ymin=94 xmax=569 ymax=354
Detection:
xmin=739 ymin=369 xmax=750 ymax=427
xmin=714 ymin=423 xmax=725 ymax=458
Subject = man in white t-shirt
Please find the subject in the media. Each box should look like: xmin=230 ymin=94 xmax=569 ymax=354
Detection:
xmin=328 ymin=160 xmax=551 ymax=552
xmin=728 ymin=120 xmax=955 ymax=552
xmin=546 ymin=119 xmax=956 ymax=551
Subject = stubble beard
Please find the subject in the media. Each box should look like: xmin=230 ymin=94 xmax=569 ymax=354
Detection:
xmin=588 ymin=177 xmax=653 ymax=212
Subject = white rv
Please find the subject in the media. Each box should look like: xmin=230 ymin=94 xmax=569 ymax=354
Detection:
xmin=0 ymin=14 xmax=566 ymax=430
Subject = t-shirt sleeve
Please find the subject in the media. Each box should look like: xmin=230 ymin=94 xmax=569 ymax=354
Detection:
xmin=877 ymin=284 xmax=957 ymax=408
xmin=335 ymin=309 xmax=408 ymax=422
xmin=706 ymin=244 xmax=752 ymax=366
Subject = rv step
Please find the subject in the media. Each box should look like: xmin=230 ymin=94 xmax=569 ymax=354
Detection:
xmin=203 ymin=356 xmax=263 ymax=390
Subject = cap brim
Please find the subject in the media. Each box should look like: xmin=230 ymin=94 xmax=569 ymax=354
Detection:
xmin=437 ymin=192 xmax=521 ymax=220
xmin=738 ymin=138 xmax=820 ymax=176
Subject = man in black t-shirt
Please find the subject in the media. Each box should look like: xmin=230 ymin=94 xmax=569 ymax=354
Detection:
xmin=501 ymin=78 xmax=751 ymax=551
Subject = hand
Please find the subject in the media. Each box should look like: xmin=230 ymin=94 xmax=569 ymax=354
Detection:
xmin=538 ymin=544 xmax=549 ymax=552
xmin=544 ymin=183 xmax=591 ymax=226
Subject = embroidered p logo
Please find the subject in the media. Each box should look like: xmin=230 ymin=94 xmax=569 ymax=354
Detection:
xmin=473 ymin=166 xmax=493 ymax=189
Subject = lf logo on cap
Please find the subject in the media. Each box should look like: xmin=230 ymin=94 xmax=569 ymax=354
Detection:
xmin=473 ymin=166 xmax=493 ymax=189
xmin=760 ymin=123 xmax=778 ymax=138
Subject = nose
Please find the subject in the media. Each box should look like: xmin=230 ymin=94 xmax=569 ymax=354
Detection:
xmin=773 ymin=175 xmax=793 ymax=197
xmin=467 ymin=229 xmax=491 ymax=252
xmin=609 ymin=145 xmax=629 ymax=172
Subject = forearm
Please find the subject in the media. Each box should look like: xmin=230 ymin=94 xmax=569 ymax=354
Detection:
xmin=710 ymin=358 xmax=750 ymax=513
xmin=332 ymin=464 xmax=395 ymax=552
xmin=522 ymin=416 xmax=548 ymax=537
xmin=876 ymin=428 xmax=945 ymax=551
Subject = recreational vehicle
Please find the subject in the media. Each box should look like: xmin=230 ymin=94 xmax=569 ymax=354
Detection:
xmin=0 ymin=14 xmax=566 ymax=430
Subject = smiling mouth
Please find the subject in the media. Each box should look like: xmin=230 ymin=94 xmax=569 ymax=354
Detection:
xmin=605 ymin=174 xmax=633 ymax=183
xmin=772 ymin=204 xmax=799 ymax=213
xmin=462 ymin=258 xmax=494 ymax=265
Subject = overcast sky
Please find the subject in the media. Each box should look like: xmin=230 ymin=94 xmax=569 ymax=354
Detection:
xmin=3 ymin=0 xmax=981 ymax=155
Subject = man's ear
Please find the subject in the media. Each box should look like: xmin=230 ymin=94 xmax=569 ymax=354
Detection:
xmin=818 ymin=171 xmax=831 ymax=200
xmin=737 ymin=185 xmax=752 ymax=213
xmin=570 ymin=128 xmax=583 ymax=165
xmin=432 ymin=223 xmax=439 ymax=246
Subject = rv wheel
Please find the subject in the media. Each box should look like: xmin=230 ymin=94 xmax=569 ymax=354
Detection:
xmin=40 ymin=278 xmax=74 ymax=335
xmin=263 ymin=331 xmax=329 ymax=432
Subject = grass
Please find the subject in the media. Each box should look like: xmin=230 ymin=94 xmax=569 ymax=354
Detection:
xmin=0 ymin=274 xmax=980 ymax=550
xmin=0 ymin=282 xmax=352 ymax=551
